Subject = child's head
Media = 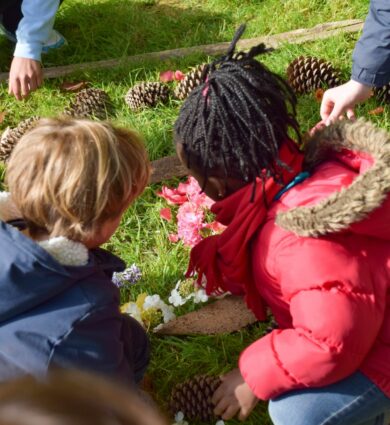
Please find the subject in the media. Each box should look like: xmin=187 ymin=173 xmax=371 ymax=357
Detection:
xmin=6 ymin=117 xmax=150 ymax=246
xmin=0 ymin=370 xmax=166 ymax=425
xmin=174 ymin=25 xmax=300 ymax=200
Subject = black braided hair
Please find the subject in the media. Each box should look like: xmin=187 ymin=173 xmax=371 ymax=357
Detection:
xmin=174 ymin=24 xmax=300 ymax=188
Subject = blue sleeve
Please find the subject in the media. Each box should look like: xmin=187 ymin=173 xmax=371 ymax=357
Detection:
xmin=49 ymin=305 xmax=140 ymax=386
xmin=352 ymin=0 xmax=390 ymax=87
xmin=13 ymin=0 xmax=60 ymax=61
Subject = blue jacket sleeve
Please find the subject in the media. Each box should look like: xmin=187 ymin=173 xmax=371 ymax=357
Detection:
xmin=49 ymin=304 xmax=141 ymax=386
xmin=352 ymin=0 xmax=390 ymax=87
xmin=14 ymin=0 xmax=60 ymax=61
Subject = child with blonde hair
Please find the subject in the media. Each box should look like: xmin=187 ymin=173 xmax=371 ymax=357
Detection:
xmin=0 ymin=117 xmax=151 ymax=384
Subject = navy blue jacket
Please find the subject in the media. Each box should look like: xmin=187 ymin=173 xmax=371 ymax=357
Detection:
xmin=352 ymin=0 xmax=390 ymax=86
xmin=0 ymin=221 xmax=139 ymax=383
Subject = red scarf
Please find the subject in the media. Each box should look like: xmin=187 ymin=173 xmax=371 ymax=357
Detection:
xmin=186 ymin=140 xmax=304 ymax=320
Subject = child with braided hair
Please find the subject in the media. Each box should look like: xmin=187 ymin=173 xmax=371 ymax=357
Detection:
xmin=174 ymin=25 xmax=390 ymax=425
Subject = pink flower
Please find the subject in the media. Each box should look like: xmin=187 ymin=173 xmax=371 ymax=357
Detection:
xmin=157 ymin=177 xmax=223 ymax=247
xmin=157 ymin=186 xmax=187 ymax=205
xmin=168 ymin=233 xmax=179 ymax=243
xmin=177 ymin=203 xmax=204 ymax=247
xmin=205 ymin=221 xmax=226 ymax=233
xmin=174 ymin=70 xmax=185 ymax=81
xmin=185 ymin=176 xmax=213 ymax=208
xmin=159 ymin=208 xmax=172 ymax=221
xmin=159 ymin=70 xmax=175 ymax=83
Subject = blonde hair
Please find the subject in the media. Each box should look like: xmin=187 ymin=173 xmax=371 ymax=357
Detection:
xmin=0 ymin=370 xmax=167 ymax=425
xmin=6 ymin=117 xmax=150 ymax=241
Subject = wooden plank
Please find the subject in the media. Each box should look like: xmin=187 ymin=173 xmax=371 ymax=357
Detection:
xmin=0 ymin=19 xmax=363 ymax=82
xmin=149 ymin=154 xmax=187 ymax=184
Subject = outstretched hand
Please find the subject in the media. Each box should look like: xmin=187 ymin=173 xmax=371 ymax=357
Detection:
xmin=9 ymin=57 xmax=43 ymax=100
xmin=320 ymin=80 xmax=372 ymax=124
xmin=212 ymin=368 xmax=258 ymax=421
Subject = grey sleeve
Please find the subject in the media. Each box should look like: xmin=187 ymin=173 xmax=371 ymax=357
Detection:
xmin=352 ymin=0 xmax=390 ymax=87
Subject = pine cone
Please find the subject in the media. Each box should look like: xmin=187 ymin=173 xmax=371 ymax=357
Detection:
xmin=374 ymin=83 xmax=390 ymax=103
xmin=0 ymin=116 xmax=40 ymax=162
xmin=170 ymin=375 xmax=221 ymax=422
xmin=64 ymin=88 xmax=111 ymax=119
xmin=287 ymin=56 xmax=342 ymax=94
xmin=174 ymin=63 xmax=208 ymax=100
xmin=124 ymin=82 xmax=170 ymax=110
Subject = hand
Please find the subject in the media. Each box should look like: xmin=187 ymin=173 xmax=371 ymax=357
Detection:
xmin=8 ymin=57 xmax=43 ymax=100
xmin=320 ymin=80 xmax=373 ymax=124
xmin=212 ymin=368 xmax=258 ymax=421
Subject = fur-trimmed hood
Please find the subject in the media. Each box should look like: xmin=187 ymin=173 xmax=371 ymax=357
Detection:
xmin=0 ymin=192 xmax=88 ymax=266
xmin=276 ymin=119 xmax=390 ymax=238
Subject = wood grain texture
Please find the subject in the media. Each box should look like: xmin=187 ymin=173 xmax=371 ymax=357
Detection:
xmin=0 ymin=20 xmax=363 ymax=82
xmin=154 ymin=295 xmax=258 ymax=335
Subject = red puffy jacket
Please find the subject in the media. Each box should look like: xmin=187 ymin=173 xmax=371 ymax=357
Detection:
xmin=239 ymin=120 xmax=390 ymax=400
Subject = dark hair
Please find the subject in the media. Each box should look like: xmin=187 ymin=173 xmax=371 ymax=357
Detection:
xmin=174 ymin=24 xmax=300 ymax=187
xmin=0 ymin=370 xmax=166 ymax=425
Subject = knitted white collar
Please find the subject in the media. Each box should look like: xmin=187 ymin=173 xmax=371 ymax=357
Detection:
xmin=0 ymin=192 xmax=88 ymax=266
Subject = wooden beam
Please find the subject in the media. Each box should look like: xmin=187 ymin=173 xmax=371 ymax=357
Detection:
xmin=149 ymin=154 xmax=187 ymax=184
xmin=0 ymin=19 xmax=363 ymax=82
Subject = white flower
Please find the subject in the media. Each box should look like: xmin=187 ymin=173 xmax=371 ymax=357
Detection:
xmin=168 ymin=288 xmax=186 ymax=307
xmin=168 ymin=280 xmax=209 ymax=307
xmin=193 ymin=288 xmax=208 ymax=303
xmin=121 ymin=302 xmax=143 ymax=325
xmin=172 ymin=411 xmax=188 ymax=425
xmin=215 ymin=420 xmax=225 ymax=425
xmin=174 ymin=412 xmax=184 ymax=422
xmin=160 ymin=304 xmax=176 ymax=323
xmin=143 ymin=294 xmax=176 ymax=328
xmin=143 ymin=294 xmax=162 ymax=309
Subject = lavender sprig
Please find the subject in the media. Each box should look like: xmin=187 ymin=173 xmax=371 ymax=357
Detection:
xmin=112 ymin=264 xmax=142 ymax=288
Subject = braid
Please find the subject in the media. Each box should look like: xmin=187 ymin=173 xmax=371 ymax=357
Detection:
xmin=174 ymin=24 xmax=300 ymax=186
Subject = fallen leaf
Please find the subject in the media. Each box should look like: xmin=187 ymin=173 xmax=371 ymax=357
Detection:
xmin=159 ymin=70 xmax=175 ymax=83
xmin=168 ymin=233 xmax=179 ymax=243
xmin=60 ymin=81 xmax=90 ymax=92
xmin=155 ymin=295 xmax=258 ymax=335
xmin=314 ymin=88 xmax=324 ymax=102
xmin=0 ymin=111 xmax=6 ymax=124
xmin=174 ymin=70 xmax=185 ymax=81
xmin=368 ymin=106 xmax=384 ymax=115
xmin=160 ymin=207 xmax=172 ymax=221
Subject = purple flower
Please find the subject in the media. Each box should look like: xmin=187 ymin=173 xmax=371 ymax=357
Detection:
xmin=122 ymin=264 xmax=142 ymax=284
xmin=112 ymin=264 xmax=142 ymax=288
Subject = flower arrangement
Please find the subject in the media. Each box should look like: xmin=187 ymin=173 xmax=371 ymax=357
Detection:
xmin=158 ymin=176 xmax=225 ymax=247
xmin=168 ymin=278 xmax=208 ymax=307
xmin=121 ymin=293 xmax=175 ymax=330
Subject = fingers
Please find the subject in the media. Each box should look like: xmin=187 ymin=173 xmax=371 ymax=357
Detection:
xmin=320 ymin=95 xmax=334 ymax=122
xmin=325 ymin=103 xmax=346 ymax=125
xmin=346 ymin=108 xmax=356 ymax=121
xmin=221 ymin=403 xmax=240 ymax=420
xmin=213 ymin=396 xmax=239 ymax=420
xmin=8 ymin=78 xmax=22 ymax=101
xmin=8 ymin=57 xmax=42 ymax=100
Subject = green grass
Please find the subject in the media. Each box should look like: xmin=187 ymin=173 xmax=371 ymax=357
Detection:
xmin=0 ymin=1 xmax=383 ymax=424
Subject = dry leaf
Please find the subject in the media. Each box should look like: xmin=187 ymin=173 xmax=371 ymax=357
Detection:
xmin=155 ymin=295 xmax=258 ymax=335
xmin=60 ymin=81 xmax=90 ymax=92
xmin=0 ymin=111 xmax=6 ymax=124
xmin=314 ymin=88 xmax=324 ymax=102
xmin=368 ymin=106 xmax=384 ymax=115
xmin=159 ymin=70 xmax=175 ymax=83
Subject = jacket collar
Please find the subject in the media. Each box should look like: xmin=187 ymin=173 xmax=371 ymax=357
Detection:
xmin=276 ymin=119 xmax=390 ymax=237
xmin=0 ymin=192 xmax=88 ymax=266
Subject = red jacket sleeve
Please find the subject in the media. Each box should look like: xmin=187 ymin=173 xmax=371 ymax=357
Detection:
xmin=239 ymin=236 xmax=384 ymax=400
